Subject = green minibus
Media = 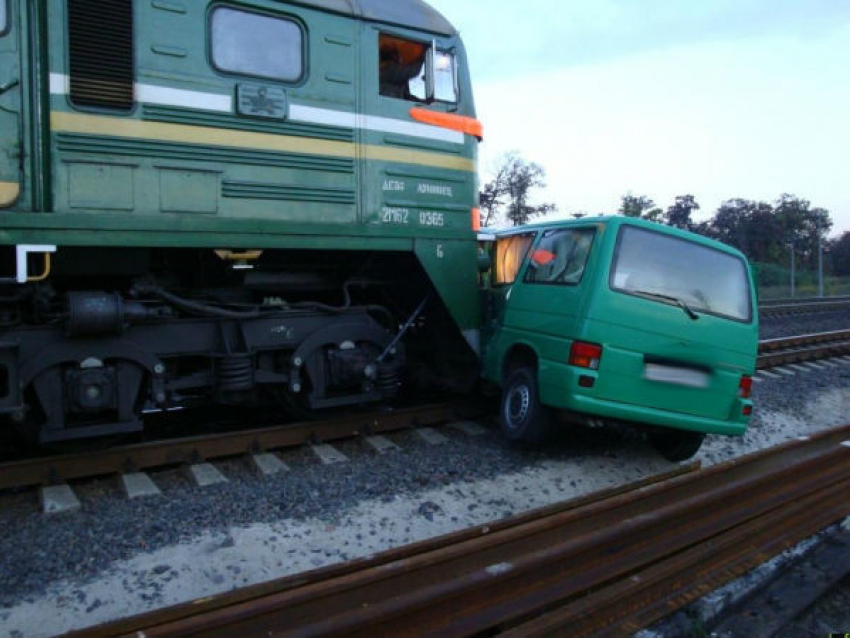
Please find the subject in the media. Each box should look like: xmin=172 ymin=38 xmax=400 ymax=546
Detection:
xmin=481 ymin=216 xmax=758 ymax=460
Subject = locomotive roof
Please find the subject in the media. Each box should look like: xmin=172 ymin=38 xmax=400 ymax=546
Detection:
xmin=286 ymin=0 xmax=456 ymax=35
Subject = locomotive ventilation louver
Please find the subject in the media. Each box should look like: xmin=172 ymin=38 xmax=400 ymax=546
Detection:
xmin=68 ymin=0 xmax=134 ymax=111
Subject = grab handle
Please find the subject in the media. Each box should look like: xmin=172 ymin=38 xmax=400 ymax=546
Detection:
xmin=0 ymin=78 xmax=20 ymax=95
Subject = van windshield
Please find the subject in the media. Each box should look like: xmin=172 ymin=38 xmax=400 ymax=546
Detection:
xmin=610 ymin=226 xmax=752 ymax=322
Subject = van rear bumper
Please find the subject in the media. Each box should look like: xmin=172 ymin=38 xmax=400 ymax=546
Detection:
xmin=566 ymin=394 xmax=748 ymax=436
xmin=539 ymin=369 xmax=750 ymax=436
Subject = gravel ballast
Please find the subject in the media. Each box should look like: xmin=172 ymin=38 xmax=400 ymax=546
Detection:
xmin=1 ymin=363 xmax=849 ymax=636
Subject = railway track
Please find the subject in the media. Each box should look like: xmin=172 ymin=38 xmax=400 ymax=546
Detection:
xmin=761 ymin=294 xmax=850 ymax=306
xmin=760 ymin=296 xmax=850 ymax=318
xmin=75 ymin=423 xmax=850 ymax=637
xmin=0 ymin=330 xmax=847 ymax=496
xmin=757 ymin=329 xmax=850 ymax=370
xmin=0 ymin=402 xmax=477 ymax=493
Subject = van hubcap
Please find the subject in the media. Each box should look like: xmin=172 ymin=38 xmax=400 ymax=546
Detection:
xmin=506 ymin=384 xmax=530 ymax=429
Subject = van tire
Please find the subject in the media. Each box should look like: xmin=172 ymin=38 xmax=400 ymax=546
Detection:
xmin=500 ymin=366 xmax=551 ymax=445
xmin=649 ymin=429 xmax=705 ymax=461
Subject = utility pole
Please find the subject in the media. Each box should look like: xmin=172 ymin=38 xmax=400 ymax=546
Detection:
xmin=818 ymin=237 xmax=824 ymax=298
xmin=788 ymin=242 xmax=795 ymax=298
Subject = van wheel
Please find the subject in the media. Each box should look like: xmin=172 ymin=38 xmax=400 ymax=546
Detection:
xmin=500 ymin=366 xmax=550 ymax=445
xmin=649 ymin=429 xmax=705 ymax=461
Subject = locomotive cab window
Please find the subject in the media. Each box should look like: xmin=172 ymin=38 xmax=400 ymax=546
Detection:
xmin=211 ymin=7 xmax=303 ymax=82
xmin=379 ymin=35 xmax=426 ymax=100
xmin=526 ymin=229 xmax=595 ymax=286
xmin=0 ymin=0 xmax=7 ymax=35
xmin=379 ymin=34 xmax=458 ymax=103
xmin=432 ymin=50 xmax=459 ymax=102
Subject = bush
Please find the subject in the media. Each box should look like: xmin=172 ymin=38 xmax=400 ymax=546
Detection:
xmin=752 ymin=262 xmax=789 ymax=288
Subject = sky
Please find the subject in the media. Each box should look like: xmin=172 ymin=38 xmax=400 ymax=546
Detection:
xmin=427 ymin=0 xmax=850 ymax=236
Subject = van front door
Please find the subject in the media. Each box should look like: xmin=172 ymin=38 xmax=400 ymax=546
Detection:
xmin=507 ymin=227 xmax=598 ymax=338
xmin=0 ymin=0 xmax=23 ymax=209
xmin=500 ymin=226 xmax=599 ymax=387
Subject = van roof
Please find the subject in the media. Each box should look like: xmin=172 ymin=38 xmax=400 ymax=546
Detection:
xmin=487 ymin=216 xmax=750 ymax=261
xmin=286 ymin=0 xmax=456 ymax=35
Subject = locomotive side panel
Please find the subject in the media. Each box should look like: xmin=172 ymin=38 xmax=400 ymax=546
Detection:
xmin=0 ymin=0 xmax=25 ymax=210
xmin=48 ymin=0 xmax=360 ymax=224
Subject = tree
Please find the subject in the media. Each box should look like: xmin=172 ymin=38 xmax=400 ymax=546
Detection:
xmin=479 ymin=152 xmax=557 ymax=226
xmin=773 ymin=194 xmax=832 ymax=271
xmin=479 ymin=162 xmax=510 ymax=228
xmin=707 ymin=198 xmax=783 ymax=263
xmin=619 ymin=194 xmax=656 ymax=218
xmin=665 ymin=195 xmax=700 ymax=230
xmin=699 ymin=194 xmax=834 ymax=272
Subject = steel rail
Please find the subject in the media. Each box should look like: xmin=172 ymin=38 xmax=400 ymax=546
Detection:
xmin=77 ymin=423 xmax=850 ymax=638
xmin=0 ymin=402 xmax=464 ymax=490
xmin=757 ymin=329 xmax=850 ymax=369
xmin=505 ymin=477 xmax=849 ymax=636
xmin=760 ymin=294 xmax=850 ymax=306
xmin=760 ymin=298 xmax=850 ymax=317
xmin=759 ymin=329 xmax=850 ymax=351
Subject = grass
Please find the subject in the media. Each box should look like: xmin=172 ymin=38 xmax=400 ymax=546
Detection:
xmin=758 ymin=277 xmax=850 ymax=301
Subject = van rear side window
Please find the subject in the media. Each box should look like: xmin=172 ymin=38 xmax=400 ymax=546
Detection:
xmin=611 ymin=226 xmax=752 ymax=322
xmin=525 ymin=228 xmax=595 ymax=285
xmin=211 ymin=7 xmax=303 ymax=82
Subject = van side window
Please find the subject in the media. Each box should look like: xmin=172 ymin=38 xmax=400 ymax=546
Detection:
xmin=494 ymin=233 xmax=534 ymax=285
xmin=379 ymin=35 xmax=427 ymax=100
xmin=525 ymin=228 xmax=595 ymax=285
xmin=0 ymin=0 xmax=7 ymax=35
xmin=211 ymin=7 xmax=303 ymax=82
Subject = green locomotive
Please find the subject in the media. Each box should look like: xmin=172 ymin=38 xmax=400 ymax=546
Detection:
xmin=0 ymin=0 xmax=483 ymax=442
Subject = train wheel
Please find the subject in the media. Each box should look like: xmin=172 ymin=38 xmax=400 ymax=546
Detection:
xmin=649 ymin=429 xmax=705 ymax=461
xmin=500 ymin=366 xmax=551 ymax=445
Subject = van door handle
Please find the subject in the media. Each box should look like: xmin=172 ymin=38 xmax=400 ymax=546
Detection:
xmin=0 ymin=78 xmax=20 ymax=95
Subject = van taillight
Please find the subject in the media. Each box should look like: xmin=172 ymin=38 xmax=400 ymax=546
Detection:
xmin=569 ymin=342 xmax=602 ymax=370
xmin=738 ymin=375 xmax=753 ymax=399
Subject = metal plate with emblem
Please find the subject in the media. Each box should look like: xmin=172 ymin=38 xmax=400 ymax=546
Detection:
xmin=236 ymin=84 xmax=288 ymax=119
